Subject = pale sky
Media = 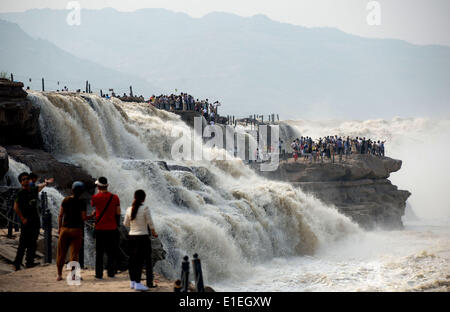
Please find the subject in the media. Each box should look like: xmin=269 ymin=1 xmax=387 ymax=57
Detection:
xmin=1 ymin=0 xmax=449 ymax=46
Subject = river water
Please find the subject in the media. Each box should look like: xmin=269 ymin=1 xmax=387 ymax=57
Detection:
xmin=215 ymin=218 xmax=450 ymax=291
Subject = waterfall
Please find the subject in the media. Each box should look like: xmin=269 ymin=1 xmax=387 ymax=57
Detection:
xmin=28 ymin=91 xmax=360 ymax=282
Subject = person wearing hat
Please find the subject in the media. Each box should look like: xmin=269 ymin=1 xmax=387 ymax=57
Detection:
xmin=91 ymin=177 xmax=121 ymax=279
xmin=56 ymin=181 xmax=90 ymax=281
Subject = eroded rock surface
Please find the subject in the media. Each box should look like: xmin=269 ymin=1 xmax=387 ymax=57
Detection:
xmin=252 ymin=154 xmax=410 ymax=229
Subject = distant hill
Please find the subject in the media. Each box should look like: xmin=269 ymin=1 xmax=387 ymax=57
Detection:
xmin=1 ymin=9 xmax=449 ymax=119
xmin=0 ymin=18 xmax=160 ymax=97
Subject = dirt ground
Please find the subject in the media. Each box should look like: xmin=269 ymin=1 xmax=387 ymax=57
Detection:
xmin=0 ymin=264 xmax=173 ymax=292
xmin=0 ymin=229 xmax=174 ymax=292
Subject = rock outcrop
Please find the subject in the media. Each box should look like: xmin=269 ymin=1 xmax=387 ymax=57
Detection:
xmin=0 ymin=146 xmax=7 ymax=181
xmin=251 ymin=154 xmax=411 ymax=229
xmin=0 ymin=79 xmax=42 ymax=148
xmin=173 ymin=110 xmax=206 ymax=128
xmin=5 ymin=145 xmax=95 ymax=196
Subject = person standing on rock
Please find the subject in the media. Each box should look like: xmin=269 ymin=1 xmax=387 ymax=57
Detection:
xmin=337 ymin=137 xmax=343 ymax=162
xmin=56 ymin=181 xmax=91 ymax=281
xmin=291 ymin=140 xmax=298 ymax=162
xmin=12 ymin=172 xmax=54 ymax=271
xmin=91 ymin=177 xmax=121 ymax=279
xmin=124 ymin=189 xmax=158 ymax=291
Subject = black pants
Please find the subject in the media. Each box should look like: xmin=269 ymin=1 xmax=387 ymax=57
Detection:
xmin=145 ymin=238 xmax=154 ymax=286
xmin=128 ymin=235 xmax=153 ymax=284
xmin=95 ymin=230 xmax=119 ymax=278
xmin=14 ymin=223 xmax=40 ymax=267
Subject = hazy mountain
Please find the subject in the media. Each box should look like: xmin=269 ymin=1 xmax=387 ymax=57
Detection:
xmin=1 ymin=8 xmax=449 ymax=119
xmin=0 ymin=18 xmax=160 ymax=97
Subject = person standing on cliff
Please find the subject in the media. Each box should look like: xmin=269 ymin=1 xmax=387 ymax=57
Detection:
xmin=56 ymin=181 xmax=92 ymax=281
xmin=91 ymin=177 xmax=121 ymax=279
xmin=337 ymin=137 xmax=343 ymax=162
xmin=329 ymin=141 xmax=335 ymax=163
xmin=345 ymin=137 xmax=351 ymax=159
xmin=13 ymin=172 xmax=54 ymax=271
xmin=291 ymin=140 xmax=298 ymax=162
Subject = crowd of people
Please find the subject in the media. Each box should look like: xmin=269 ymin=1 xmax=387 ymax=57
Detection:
xmin=149 ymin=93 xmax=221 ymax=124
xmin=26 ymin=84 xmax=222 ymax=124
xmin=108 ymin=92 xmax=145 ymax=102
xmin=98 ymin=91 xmax=222 ymax=124
xmin=12 ymin=172 xmax=158 ymax=291
xmin=290 ymin=136 xmax=386 ymax=163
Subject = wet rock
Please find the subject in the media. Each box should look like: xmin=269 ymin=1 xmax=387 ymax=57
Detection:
xmin=255 ymin=154 xmax=402 ymax=182
xmin=192 ymin=166 xmax=215 ymax=186
xmin=253 ymin=155 xmax=410 ymax=229
xmin=168 ymin=165 xmax=192 ymax=172
xmin=294 ymin=179 xmax=410 ymax=230
xmin=5 ymin=145 xmax=95 ymax=195
xmin=0 ymin=146 xmax=8 ymax=180
xmin=0 ymin=80 xmax=42 ymax=148
xmin=156 ymin=161 xmax=169 ymax=171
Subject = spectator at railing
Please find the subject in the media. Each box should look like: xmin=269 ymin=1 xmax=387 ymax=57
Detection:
xmin=290 ymin=135 xmax=387 ymax=163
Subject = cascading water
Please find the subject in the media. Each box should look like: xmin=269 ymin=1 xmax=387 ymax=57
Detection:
xmin=28 ymin=91 xmax=360 ymax=284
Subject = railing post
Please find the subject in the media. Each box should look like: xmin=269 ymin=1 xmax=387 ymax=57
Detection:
xmin=180 ymin=255 xmax=190 ymax=292
xmin=41 ymin=192 xmax=52 ymax=264
xmin=192 ymin=253 xmax=205 ymax=292
xmin=7 ymin=193 xmax=15 ymax=238
xmin=42 ymin=78 xmax=45 ymax=91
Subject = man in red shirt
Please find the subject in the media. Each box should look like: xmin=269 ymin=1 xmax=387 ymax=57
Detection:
xmin=91 ymin=177 xmax=121 ymax=279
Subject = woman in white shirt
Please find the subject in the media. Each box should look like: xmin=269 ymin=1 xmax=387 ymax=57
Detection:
xmin=123 ymin=190 xmax=158 ymax=291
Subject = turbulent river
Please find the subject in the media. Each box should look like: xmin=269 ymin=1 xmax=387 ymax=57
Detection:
xmin=7 ymin=91 xmax=449 ymax=291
